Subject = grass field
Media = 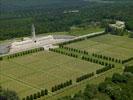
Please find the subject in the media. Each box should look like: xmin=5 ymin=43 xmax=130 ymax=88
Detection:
xmin=0 ymin=51 xmax=104 ymax=98
xmin=66 ymin=34 xmax=133 ymax=60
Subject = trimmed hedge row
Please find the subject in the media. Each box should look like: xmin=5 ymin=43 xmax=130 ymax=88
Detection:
xmin=92 ymin=53 xmax=122 ymax=64
xmin=49 ymin=48 xmax=78 ymax=58
xmin=22 ymin=89 xmax=48 ymax=100
xmin=96 ymin=65 xmax=115 ymax=74
xmin=59 ymin=46 xmax=88 ymax=55
xmin=82 ymin=56 xmax=115 ymax=67
xmin=59 ymin=32 xmax=105 ymax=46
xmin=7 ymin=47 xmax=44 ymax=59
xmin=122 ymin=57 xmax=133 ymax=64
xmin=51 ymin=80 xmax=72 ymax=92
xmin=76 ymin=72 xmax=94 ymax=83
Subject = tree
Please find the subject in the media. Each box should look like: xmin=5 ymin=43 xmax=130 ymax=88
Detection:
xmin=26 ymin=96 xmax=30 ymax=100
xmin=112 ymin=73 xmax=128 ymax=83
xmin=0 ymin=86 xmax=19 ymax=100
xmin=33 ymin=93 xmax=37 ymax=99
xmin=30 ymin=95 xmax=33 ymax=100
xmin=44 ymin=89 xmax=48 ymax=95
xmin=37 ymin=92 xmax=41 ymax=98
xmin=41 ymin=90 xmax=45 ymax=96
xmin=83 ymin=84 xmax=98 ymax=99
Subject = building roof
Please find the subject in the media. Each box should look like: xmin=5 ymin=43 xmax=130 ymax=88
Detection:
xmin=109 ymin=21 xmax=125 ymax=29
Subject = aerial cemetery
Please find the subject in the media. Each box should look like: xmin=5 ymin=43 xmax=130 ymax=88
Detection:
xmin=0 ymin=21 xmax=133 ymax=100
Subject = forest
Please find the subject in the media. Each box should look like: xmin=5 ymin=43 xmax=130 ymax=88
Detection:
xmin=0 ymin=0 xmax=133 ymax=40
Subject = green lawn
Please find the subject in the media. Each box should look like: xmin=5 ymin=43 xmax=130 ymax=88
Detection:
xmin=0 ymin=51 xmax=103 ymax=99
xmin=66 ymin=34 xmax=133 ymax=60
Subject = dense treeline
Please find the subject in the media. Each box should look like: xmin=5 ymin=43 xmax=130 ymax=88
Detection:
xmin=58 ymin=70 xmax=133 ymax=100
xmin=0 ymin=0 xmax=133 ymax=40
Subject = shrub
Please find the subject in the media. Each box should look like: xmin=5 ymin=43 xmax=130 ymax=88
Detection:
xmin=41 ymin=90 xmax=45 ymax=96
xmin=22 ymin=98 xmax=26 ymax=100
xmin=37 ymin=92 xmax=41 ymax=98
xmin=30 ymin=95 xmax=33 ymax=100
xmin=26 ymin=96 xmax=30 ymax=100
xmin=33 ymin=93 xmax=37 ymax=99
xmin=44 ymin=89 xmax=48 ymax=95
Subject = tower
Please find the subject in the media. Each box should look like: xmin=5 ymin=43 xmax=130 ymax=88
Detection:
xmin=32 ymin=24 xmax=36 ymax=43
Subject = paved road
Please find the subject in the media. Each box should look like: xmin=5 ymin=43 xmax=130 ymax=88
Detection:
xmin=74 ymin=31 xmax=105 ymax=40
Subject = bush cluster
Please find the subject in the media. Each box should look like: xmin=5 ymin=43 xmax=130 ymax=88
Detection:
xmin=49 ymin=48 xmax=78 ymax=58
xmin=22 ymin=89 xmax=48 ymax=100
xmin=6 ymin=47 xmax=44 ymax=59
xmin=96 ymin=65 xmax=115 ymax=74
xmin=92 ymin=53 xmax=122 ymax=64
xmin=76 ymin=72 xmax=94 ymax=82
xmin=51 ymin=80 xmax=72 ymax=92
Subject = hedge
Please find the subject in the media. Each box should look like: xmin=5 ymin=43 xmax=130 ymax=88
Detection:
xmin=82 ymin=56 xmax=115 ymax=67
xmin=6 ymin=47 xmax=44 ymax=59
xmin=76 ymin=72 xmax=94 ymax=82
xmin=122 ymin=57 xmax=133 ymax=64
xmin=51 ymin=80 xmax=72 ymax=92
xmin=92 ymin=53 xmax=122 ymax=64
xmin=22 ymin=89 xmax=48 ymax=100
xmin=49 ymin=48 xmax=78 ymax=58
xmin=96 ymin=65 xmax=115 ymax=74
